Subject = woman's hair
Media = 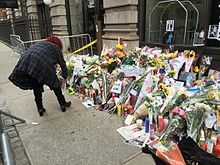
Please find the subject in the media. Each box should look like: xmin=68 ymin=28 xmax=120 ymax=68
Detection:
xmin=46 ymin=36 xmax=63 ymax=50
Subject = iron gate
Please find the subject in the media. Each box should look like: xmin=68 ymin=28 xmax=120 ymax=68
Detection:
xmin=0 ymin=19 xmax=12 ymax=44
xmin=14 ymin=17 xmax=30 ymax=41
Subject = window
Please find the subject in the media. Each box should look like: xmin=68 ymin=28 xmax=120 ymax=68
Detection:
xmin=145 ymin=0 xmax=205 ymax=45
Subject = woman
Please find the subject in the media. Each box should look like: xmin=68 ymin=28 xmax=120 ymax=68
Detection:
xmin=9 ymin=36 xmax=71 ymax=116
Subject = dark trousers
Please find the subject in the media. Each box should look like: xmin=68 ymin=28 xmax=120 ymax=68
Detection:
xmin=33 ymin=84 xmax=66 ymax=111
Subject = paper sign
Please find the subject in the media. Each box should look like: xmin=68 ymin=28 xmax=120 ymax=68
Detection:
xmin=92 ymin=80 xmax=99 ymax=89
xmin=217 ymin=22 xmax=220 ymax=41
xmin=134 ymin=75 xmax=153 ymax=109
xmin=82 ymin=100 xmax=95 ymax=108
xmin=175 ymin=81 xmax=184 ymax=89
xmin=111 ymin=80 xmax=122 ymax=94
xmin=73 ymin=58 xmax=83 ymax=75
xmin=117 ymin=124 xmax=145 ymax=140
xmin=205 ymin=111 xmax=217 ymax=129
xmin=170 ymin=55 xmax=185 ymax=79
xmin=185 ymin=57 xmax=194 ymax=72
xmin=125 ymin=115 xmax=135 ymax=125
xmin=130 ymin=89 xmax=137 ymax=96
xmin=208 ymin=25 xmax=218 ymax=39
xmin=166 ymin=20 xmax=174 ymax=32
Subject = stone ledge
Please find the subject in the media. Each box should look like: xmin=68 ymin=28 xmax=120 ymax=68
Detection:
xmin=104 ymin=11 xmax=137 ymax=24
xmin=50 ymin=1 xmax=65 ymax=8
xmin=104 ymin=0 xmax=138 ymax=9
xmin=103 ymin=39 xmax=139 ymax=50
xmin=52 ymin=32 xmax=69 ymax=36
xmin=27 ymin=6 xmax=37 ymax=13
xmin=26 ymin=0 xmax=37 ymax=6
xmin=50 ymin=6 xmax=66 ymax=17
xmin=102 ymin=33 xmax=139 ymax=41
xmin=104 ymin=28 xmax=138 ymax=32
xmin=105 ymin=6 xmax=137 ymax=13
xmin=52 ymin=26 xmax=68 ymax=31
xmin=51 ymin=17 xmax=67 ymax=25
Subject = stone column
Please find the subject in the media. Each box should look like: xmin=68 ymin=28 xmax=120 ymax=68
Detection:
xmin=27 ymin=0 xmax=41 ymax=39
xmin=102 ymin=0 xmax=139 ymax=50
xmin=14 ymin=0 xmax=22 ymax=17
xmin=49 ymin=0 xmax=68 ymax=36
xmin=49 ymin=0 xmax=69 ymax=52
xmin=27 ymin=0 xmax=38 ymax=17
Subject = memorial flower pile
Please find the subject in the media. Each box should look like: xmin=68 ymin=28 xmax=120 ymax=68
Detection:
xmin=57 ymin=42 xmax=220 ymax=164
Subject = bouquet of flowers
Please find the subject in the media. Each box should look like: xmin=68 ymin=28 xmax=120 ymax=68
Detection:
xmin=159 ymin=107 xmax=187 ymax=141
xmin=185 ymin=103 xmax=209 ymax=142
xmin=156 ymin=141 xmax=186 ymax=165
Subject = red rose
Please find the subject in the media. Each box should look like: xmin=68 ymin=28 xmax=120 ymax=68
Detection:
xmin=116 ymin=60 xmax=120 ymax=64
xmin=140 ymin=60 xmax=145 ymax=65
xmin=214 ymin=144 xmax=220 ymax=157
xmin=153 ymin=69 xmax=158 ymax=73
xmin=200 ymin=143 xmax=207 ymax=151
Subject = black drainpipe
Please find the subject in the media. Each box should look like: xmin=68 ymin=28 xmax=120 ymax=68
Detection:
xmin=65 ymin=0 xmax=72 ymax=35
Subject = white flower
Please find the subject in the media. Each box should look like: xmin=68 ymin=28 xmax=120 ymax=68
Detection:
xmin=194 ymin=103 xmax=212 ymax=111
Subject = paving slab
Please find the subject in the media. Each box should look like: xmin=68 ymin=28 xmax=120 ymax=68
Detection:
xmin=122 ymin=152 xmax=156 ymax=165
xmin=16 ymin=98 xmax=141 ymax=165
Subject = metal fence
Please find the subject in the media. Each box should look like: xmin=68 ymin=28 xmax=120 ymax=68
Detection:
xmin=0 ymin=19 xmax=12 ymax=44
xmin=10 ymin=34 xmax=94 ymax=56
xmin=14 ymin=17 xmax=30 ymax=41
xmin=0 ymin=16 xmax=51 ymax=44
xmin=10 ymin=35 xmax=25 ymax=56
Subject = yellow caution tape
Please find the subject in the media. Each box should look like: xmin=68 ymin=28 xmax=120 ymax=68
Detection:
xmin=65 ymin=39 xmax=97 ymax=58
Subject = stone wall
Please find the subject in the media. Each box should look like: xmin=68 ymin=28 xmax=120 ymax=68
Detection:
xmin=102 ymin=0 xmax=139 ymax=50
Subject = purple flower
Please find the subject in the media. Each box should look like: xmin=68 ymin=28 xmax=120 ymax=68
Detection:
xmin=159 ymin=68 xmax=166 ymax=74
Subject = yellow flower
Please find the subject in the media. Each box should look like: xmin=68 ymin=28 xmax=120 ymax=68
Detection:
xmin=117 ymin=51 xmax=125 ymax=58
xmin=116 ymin=44 xmax=123 ymax=50
xmin=184 ymin=50 xmax=195 ymax=59
xmin=164 ymin=87 xmax=170 ymax=94
xmin=149 ymin=60 xmax=156 ymax=66
xmin=168 ymin=53 xmax=175 ymax=59
xmin=161 ymin=53 xmax=166 ymax=56
xmin=159 ymin=83 xmax=169 ymax=94
xmin=184 ymin=50 xmax=190 ymax=58
xmin=179 ymin=91 xmax=188 ymax=97
xmin=158 ymin=61 xmax=165 ymax=67
xmin=190 ymin=51 xmax=195 ymax=58
xmin=159 ymin=83 xmax=166 ymax=89
xmin=108 ymin=58 xmax=114 ymax=64
xmin=194 ymin=66 xmax=199 ymax=73
xmin=170 ymin=70 xmax=176 ymax=74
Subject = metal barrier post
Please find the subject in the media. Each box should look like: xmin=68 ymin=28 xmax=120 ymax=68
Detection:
xmin=10 ymin=34 xmax=25 ymax=56
xmin=0 ymin=114 xmax=16 ymax=165
xmin=0 ymin=106 xmax=25 ymax=165
xmin=13 ymin=34 xmax=95 ymax=56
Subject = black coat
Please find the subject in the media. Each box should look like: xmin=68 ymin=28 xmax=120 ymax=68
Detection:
xmin=9 ymin=41 xmax=67 ymax=90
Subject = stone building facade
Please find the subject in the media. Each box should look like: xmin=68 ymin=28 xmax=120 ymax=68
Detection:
xmin=102 ymin=0 xmax=139 ymax=50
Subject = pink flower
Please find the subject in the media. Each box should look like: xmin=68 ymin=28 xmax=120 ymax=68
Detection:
xmin=170 ymin=107 xmax=187 ymax=120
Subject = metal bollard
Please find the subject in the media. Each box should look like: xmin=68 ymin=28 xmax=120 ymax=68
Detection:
xmin=1 ymin=133 xmax=16 ymax=165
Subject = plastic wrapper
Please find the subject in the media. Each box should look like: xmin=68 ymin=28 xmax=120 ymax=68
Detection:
xmin=156 ymin=143 xmax=186 ymax=165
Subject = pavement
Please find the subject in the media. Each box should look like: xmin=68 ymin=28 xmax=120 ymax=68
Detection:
xmin=0 ymin=42 xmax=156 ymax=165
